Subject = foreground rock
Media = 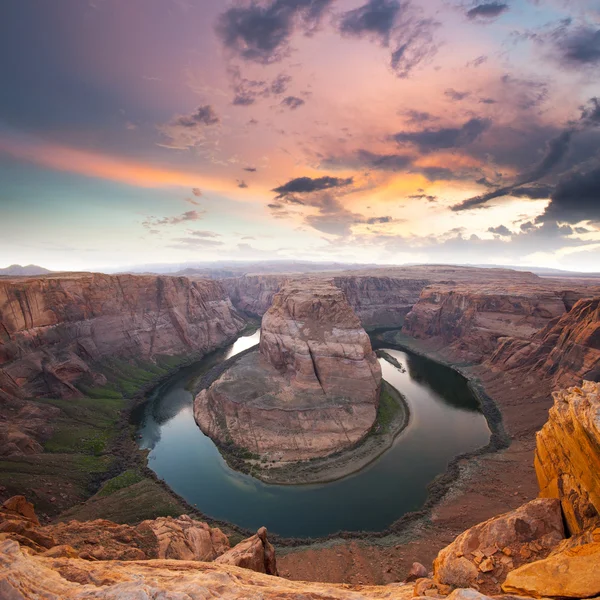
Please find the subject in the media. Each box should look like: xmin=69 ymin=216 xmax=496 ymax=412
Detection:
xmin=195 ymin=280 xmax=382 ymax=462
xmin=433 ymin=498 xmax=564 ymax=594
xmin=0 ymin=496 xmax=277 ymax=574
xmin=535 ymin=380 xmax=600 ymax=535
xmin=503 ymin=540 xmax=600 ymax=598
xmin=0 ymin=539 xmax=416 ymax=600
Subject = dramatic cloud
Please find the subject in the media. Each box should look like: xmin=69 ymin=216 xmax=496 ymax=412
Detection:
xmin=466 ymin=3 xmax=509 ymax=20
xmin=337 ymin=0 xmax=438 ymax=77
xmin=323 ymin=149 xmax=414 ymax=172
xmin=228 ymin=66 xmax=294 ymax=106
xmin=273 ymin=175 xmax=353 ymax=198
xmin=143 ymin=210 xmax=204 ymax=229
xmin=510 ymin=185 xmax=554 ymax=199
xmin=281 ymin=95 xmax=305 ymax=109
xmin=409 ymin=193 xmax=437 ymax=202
xmin=392 ymin=117 xmax=491 ymax=152
xmin=216 ymin=0 xmax=333 ymax=64
xmin=538 ymin=165 xmax=600 ymax=224
xmin=452 ymin=98 xmax=600 ymax=211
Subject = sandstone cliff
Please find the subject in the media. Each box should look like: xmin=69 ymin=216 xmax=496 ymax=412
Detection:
xmin=402 ymin=284 xmax=577 ymax=363
xmin=194 ymin=280 xmax=382 ymax=461
xmin=535 ymin=380 xmax=600 ymax=535
xmin=221 ymin=274 xmax=287 ymax=317
xmin=0 ymin=273 xmax=245 ymax=400
xmin=490 ymin=297 xmax=600 ymax=386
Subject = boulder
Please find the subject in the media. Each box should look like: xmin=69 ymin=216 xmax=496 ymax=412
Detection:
xmin=433 ymin=499 xmax=565 ymax=593
xmin=502 ymin=541 xmax=600 ymax=598
xmin=215 ymin=526 xmax=278 ymax=575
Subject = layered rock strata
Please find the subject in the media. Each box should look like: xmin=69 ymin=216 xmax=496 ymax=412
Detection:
xmin=535 ymin=380 xmax=600 ymax=535
xmin=490 ymin=297 xmax=600 ymax=386
xmin=195 ymin=281 xmax=382 ymax=461
xmin=0 ymin=273 xmax=245 ymax=400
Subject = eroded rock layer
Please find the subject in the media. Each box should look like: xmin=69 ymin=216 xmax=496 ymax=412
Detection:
xmin=194 ymin=281 xmax=381 ymax=461
xmin=535 ymin=380 xmax=600 ymax=535
xmin=0 ymin=273 xmax=245 ymax=400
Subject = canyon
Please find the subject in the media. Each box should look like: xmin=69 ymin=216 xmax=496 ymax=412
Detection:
xmin=194 ymin=280 xmax=382 ymax=465
xmin=1 ymin=264 xmax=600 ymax=598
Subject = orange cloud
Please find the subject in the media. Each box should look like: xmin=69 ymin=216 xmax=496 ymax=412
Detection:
xmin=0 ymin=135 xmax=249 ymax=197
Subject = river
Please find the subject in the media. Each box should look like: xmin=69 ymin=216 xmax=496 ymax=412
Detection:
xmin=135 ymin=329 xmax=490 ymax=538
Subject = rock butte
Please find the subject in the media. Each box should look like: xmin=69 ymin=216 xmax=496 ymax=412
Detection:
xmin=194 ymin=280 xmax=382 ymax=461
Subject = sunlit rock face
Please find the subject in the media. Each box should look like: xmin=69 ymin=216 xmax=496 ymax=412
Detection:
xmin=0 ymin=273 xmax=245 ymax=400
xmin=535 ymin=380 xmax=600 ymax=536
xmin=402 ymin=283 xmax=570 ymax=362
xmin=194 ymin=280 xmax=382 ymax=461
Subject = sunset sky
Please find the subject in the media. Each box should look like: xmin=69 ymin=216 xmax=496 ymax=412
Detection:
xmin=1 ymin=0 xmax=599 ymax=271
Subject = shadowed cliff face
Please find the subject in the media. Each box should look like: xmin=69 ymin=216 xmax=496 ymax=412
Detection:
xmin=491 ymin=297 xmax=600 ymax=387
xmin=194 ymin=280 xmax=382 ymax=461
xmin=0 ymin=274 xmax=246 ymax=401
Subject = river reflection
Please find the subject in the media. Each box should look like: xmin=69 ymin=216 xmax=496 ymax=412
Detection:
xmin=135 ymin=330 xmax=490 ymax=538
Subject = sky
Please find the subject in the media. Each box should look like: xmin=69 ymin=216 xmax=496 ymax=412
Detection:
xmin=1 ymin=0 xmax=599 ymax=272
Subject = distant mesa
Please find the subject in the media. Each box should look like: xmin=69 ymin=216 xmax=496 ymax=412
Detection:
xmin=194 ymin=279 xmax=382 ymax=465
xmin=0 ymin=264 xmax=51 ymax=276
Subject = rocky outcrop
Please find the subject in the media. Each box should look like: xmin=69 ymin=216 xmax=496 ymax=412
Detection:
xmin=403 ymin=284 xmax=568 ymax=363
xmin=433 ymin=499 xmax=564 ymax=594
xmin=0 ymin=495 xmax=280 ymax=575
xmin=0 ymin=273 xmax=245 ymax=400
xmin=0 ymin=539 xmax=417 ymax=600
xmin=215 ymin=526 xmax=278 ymax=575
xmin=491 ymin=297 xmax=600 ymax=387
xmin=535 ymin=381 xmax=600 ymax=535
xmin=502 ymin=540 xmax=600 ymax=598
xmin=195 ymin=280 xmax=382 ymax=462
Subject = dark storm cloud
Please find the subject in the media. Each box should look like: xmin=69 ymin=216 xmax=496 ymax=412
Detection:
xmin=216 ymin=0 xmax=334 ymax=64
xmin=466 ymin=3 xmax=509 ymax=20
xmin=452 ymin=98 xmax=600 ymax=211
xmin=392 ymin=117 xmax=491 ymax=152
xmin=339 ymin=0 xmax=402 ymax=45
xmin=444 ymin=88 xmax=470 ymax=101
xmin=281 ymin=95 xmax=305 ymax=109
xmin=356 ymin=150 xmax=413 ymax=171
xmin=337 ymin=0 xmax=438 ymax=78
xmin=538 ymin=165 xmax=600 ymax=224
xmin=417 ymin=166 xmax=469 ymax=181
xmin=273 ymin=175 xmax=353 ymax=198
xmin=510 ymin=185 xmax=554 ymax=199
xmin=175 ymin=105 xmax=220 ymax=127
xmin=488 ymin=224 xmax=512 ymax=236
xmin=500 ymin=75 xmax=548 ymax=110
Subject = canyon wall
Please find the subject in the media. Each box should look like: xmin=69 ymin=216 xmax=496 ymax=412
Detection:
xmin=490 ymin=297 xmax=600 ymax=386
xmin=221 ymin=274 xmax=287 ymax=318
xmin=195 ymin=280 xmax=382 ymax=461
xmin=535 ymin=380 xmax=600 ymax=535
xmin=0 ymin=273 xmax=246 ymax=400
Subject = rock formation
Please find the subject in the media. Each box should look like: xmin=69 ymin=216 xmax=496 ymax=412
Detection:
xmin=535 ymin=380 xmax=600 ymax=535
xmin=402 ymin=284 xmax=570 ymax=362
xmin=433 ymin=498 xmax=565 ymax=593
xmin=195 ymin=280 xmax=382 ymax=461
xmin=221 ymin=274 xmax=288 ymax=317
xmin=491 ymin=297 xmax=600 ymax=386
xmin=0 ymin=273 xmax=245 ymax=400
